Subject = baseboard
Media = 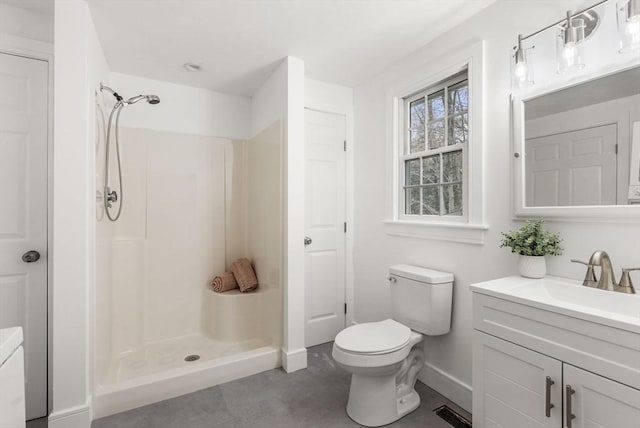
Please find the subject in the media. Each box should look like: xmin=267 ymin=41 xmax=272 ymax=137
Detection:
xmin=417 ymin=361 xmax=472 ymax=413
xmin=281 ymin=347 xmax=307 ymax=373
xmin=48 ymin=403 xmax=91 ymax=428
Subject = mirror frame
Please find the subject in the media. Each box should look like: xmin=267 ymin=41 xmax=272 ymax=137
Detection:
xmin=512 ymin=59 xmax=640 ymax=222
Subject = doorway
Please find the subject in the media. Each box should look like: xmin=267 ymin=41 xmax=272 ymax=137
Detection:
xmin=304 ymin=109 xmax=347 ymax=347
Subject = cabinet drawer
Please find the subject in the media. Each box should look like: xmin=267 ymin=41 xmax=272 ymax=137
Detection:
xmin=473 ymin=292 xmax=640 ymax=389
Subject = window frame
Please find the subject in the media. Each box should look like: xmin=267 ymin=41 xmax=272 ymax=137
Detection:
xmin=384 ymin=41 xmax=486 ymax=244
xmin=399 ymin=73 xmax=469 ymax=221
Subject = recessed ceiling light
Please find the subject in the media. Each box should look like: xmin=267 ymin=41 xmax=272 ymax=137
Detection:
xmin=183 ymin=62 xmax=203 ymax=72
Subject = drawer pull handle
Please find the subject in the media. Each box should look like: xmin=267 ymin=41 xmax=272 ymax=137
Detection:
xmin=545 ymin=376 xmax=555 ymax=417
xmin=566 ymin=385 xmax=576 ymax=428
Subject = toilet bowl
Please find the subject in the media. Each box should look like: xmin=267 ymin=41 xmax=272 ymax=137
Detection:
xmin=332 ymin=319 xmax=425 ymax=427
xmin=332 ymin=265 xmax=453 ymax=427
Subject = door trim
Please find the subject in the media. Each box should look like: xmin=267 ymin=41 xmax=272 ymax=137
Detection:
xmin=303 ymin=105 xmax=354 ymax=327
xmin=0 ymin=34 xmax=54 ymax=417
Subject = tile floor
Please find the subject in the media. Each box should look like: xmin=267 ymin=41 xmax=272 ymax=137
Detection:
xmin=90 ymin=342 xmax=471 ymax=428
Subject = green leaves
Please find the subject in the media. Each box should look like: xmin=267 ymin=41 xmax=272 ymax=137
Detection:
xmin=500 ymin=219 xmax=563 ymax=256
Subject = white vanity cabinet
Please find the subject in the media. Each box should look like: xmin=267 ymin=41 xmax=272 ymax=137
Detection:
xmin=470 ymin=276 xmax=640 ymax=428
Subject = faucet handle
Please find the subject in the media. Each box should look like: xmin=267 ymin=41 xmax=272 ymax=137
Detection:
xmin=617 ymin=268 xmax=640 ymax=294
xmin=571 ymin=259 xmax=598 ymax=287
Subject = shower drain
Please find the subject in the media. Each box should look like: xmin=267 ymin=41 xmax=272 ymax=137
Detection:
xmin=184 ymin=354 xmax=200 ymax=362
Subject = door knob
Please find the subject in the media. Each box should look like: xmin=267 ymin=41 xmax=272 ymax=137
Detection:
xmin=22 ymin=250 xmax=41 ymax=263
xmin=304 ymin=236 xmax=312 ymax=246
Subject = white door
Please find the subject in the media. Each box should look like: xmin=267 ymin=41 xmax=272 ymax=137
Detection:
xmin=304 ymin=109 xmax=346 ymax=347
xmin=564 ymin=364 xmax=640 ymax=428
xmin=526 ymin=124 xmax=617 ymax=206
xmin=472 ymin=331 xmax=563 ymax=428
xmin=0 ymin=53 xmax=49 ymax=420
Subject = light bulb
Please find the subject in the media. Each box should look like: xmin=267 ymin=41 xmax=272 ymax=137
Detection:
xmin=562 ymin=43 xmax=578 ymax=67
xmin=626 ymin=16 xmax=640 ymax=46
xmin=514 ymin=61 xmax=528 ymax=81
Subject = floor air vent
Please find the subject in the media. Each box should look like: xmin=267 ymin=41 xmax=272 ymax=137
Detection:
xmin=184 ymin=354 xmax=200 ymax=362
xmin=433 ymin=405 xmax=472 ymax=428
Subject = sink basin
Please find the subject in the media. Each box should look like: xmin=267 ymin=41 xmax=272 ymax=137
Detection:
xmin=470 ymin=276 xmax=640 ymax=333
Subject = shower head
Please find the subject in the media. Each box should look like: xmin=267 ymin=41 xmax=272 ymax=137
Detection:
xmin=124 ymin=94 xmax=161 ymax=105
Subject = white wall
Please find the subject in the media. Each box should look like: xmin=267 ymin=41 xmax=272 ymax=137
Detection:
xmin=52 ymin=0 xmax=109 ymax=426
xmin=350 ymin=0 xmax=639 ymax=412
xmin=251 ymin=57 xmax=307 ymax=372
xmin=0 ymin=3 xmax=53 ymax=43
xmin=109 ymin=73 xmax=251 ymax=140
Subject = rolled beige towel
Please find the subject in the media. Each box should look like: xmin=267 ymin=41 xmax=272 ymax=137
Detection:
xmin=209 ymin=272 xmax=238 ymax=293
xmin=231 ymin=258 xmax=259 ymax=292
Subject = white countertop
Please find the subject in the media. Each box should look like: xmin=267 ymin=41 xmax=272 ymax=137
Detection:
xmin=0 ymin=327 xmax=23 ymax=365
xmin=470 ymin=275 xmax=640 ymax=334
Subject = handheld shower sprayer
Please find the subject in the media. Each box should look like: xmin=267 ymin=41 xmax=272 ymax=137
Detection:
xmin=98 ymin=82 xmax=160 ymax=222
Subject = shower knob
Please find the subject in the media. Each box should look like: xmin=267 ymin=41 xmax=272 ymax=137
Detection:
xmin=22 ymin=250 xmax=41 ymax=263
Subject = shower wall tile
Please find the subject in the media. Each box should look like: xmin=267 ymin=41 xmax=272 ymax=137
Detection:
xmin=111 ymin=240 xmax=145 ymax=355
xmin=112 ymin=129 xmax=148 ymax=240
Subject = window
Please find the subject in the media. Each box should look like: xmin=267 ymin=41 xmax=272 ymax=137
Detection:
xmin=401 ymin=70 xmax=468 ymax=219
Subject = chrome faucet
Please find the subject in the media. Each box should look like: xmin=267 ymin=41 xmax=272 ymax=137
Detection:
xmin=572 ymin=250 xmax=637 ymax=294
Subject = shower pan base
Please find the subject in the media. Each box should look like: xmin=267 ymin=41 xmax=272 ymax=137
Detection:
xmin=93 ymin=334 xmax=280 ymax=419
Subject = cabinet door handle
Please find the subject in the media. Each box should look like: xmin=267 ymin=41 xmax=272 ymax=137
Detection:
xmin=566 ymin=385 xmax=576 ymax=428
xmin=545 ymin=376 xmax=555 ymax=417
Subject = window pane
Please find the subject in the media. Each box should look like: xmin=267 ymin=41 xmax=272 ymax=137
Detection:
xmin=442 ymin=150 xmax=462 ymax=183
xmin=427 ymin=90 xmax=445 ymax=120
xmin=405 ymin=187 xmax=421 ymax=215
xmin=405 ymin=159 xmax=421 ymax=186
xmin=409 ymin=98 xmax=425 ymax=153
xmin=427 ymin=120 xmax=445 ymax=149
xmin=448 ymin=113 xmax=468 ymax=145
xmin=442 ymin=184 xmax=463 ymax=216
xmin=422 ymin=186 xmax=440 ymax=215
xmin=422 ymin=155 xmax=440 ymax=184
xmin=448 ymin=81 xmax=468 ymax=114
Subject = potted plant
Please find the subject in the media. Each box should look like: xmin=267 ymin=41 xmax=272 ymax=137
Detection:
xmin=500 ymin=219 xmax=563 ymax=278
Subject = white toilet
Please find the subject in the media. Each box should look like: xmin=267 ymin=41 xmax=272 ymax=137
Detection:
xmin=332 ymin=265 xmax=453 ymax=427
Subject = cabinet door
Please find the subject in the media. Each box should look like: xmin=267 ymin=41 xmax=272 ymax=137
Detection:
xmin=564 ymin=364 xmax=640 ymax=428
xmin=473 ymin=331 xmax=563 ymax=428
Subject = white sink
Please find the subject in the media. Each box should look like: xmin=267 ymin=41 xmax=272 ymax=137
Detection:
xmin=470 ymin=276 xmax=640 ymax=333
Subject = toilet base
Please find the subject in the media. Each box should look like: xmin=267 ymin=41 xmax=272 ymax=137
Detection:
xmin=345 ymin=347 xmax=424 ymax=427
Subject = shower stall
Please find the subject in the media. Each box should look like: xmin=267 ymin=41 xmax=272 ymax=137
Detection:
xmin=93 ymin=83 xmax=283 ymax=417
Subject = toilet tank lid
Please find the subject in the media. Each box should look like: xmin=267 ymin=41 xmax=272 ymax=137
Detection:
xmin=389 ymin=265 xmax=453 ymax=284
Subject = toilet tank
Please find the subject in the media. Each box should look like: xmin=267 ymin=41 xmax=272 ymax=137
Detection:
xmin=389 ymin=265 xmax=453 ymax=336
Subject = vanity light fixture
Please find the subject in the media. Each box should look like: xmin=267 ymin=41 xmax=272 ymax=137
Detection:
xmin=512 ymin=34 xmax=534 ymax=88
xmin=557 ymin=11 xmax=587 ymax=73
xmin=617 ymin=0 xmax=640 ymax=53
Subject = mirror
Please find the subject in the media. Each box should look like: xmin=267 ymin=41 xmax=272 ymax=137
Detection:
xmin=520 ymin=66 xmax=640 ymax=208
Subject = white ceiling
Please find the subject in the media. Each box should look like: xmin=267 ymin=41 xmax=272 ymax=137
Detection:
xmin=88 ymin=0 xmax=496 ymax=97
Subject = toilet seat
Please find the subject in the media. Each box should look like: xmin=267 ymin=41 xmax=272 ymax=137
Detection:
xmin=335 ymin=319 xmax=411 ymax=355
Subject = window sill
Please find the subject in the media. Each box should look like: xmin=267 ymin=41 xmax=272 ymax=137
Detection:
xmin=383 ymin=220 xmax=488 ymax=245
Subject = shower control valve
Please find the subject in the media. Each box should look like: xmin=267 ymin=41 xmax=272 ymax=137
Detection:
xmin=106 ymin=189 xmax=118 ymax=207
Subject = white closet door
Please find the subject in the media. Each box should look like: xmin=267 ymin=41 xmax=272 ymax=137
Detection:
xmin=526 ymin=124 xmax=617 ymax=206
xmin=564 ymin=364 xmax=640 ymax=428
xmin=304 ymin=109 xmax=346 ymax=347
xmin=0 ymin=52 xmax=49 ymax=420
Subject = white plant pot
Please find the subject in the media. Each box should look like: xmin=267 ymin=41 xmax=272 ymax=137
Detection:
xmin=518 ymin=255 xmax=546 ymax=279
